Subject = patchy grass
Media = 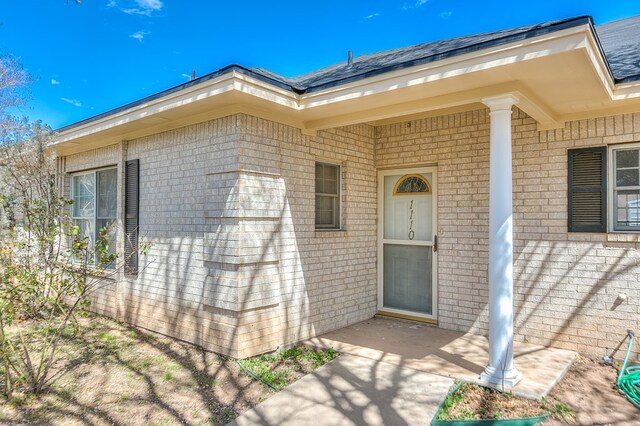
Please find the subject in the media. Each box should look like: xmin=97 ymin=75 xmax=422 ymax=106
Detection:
xmin=0 ymin=313 xmax=339 ymax=425
xmin=239 ymin=346 xmax=339 ymax=391
xmin=545 ymin=400 xmax=575 ymax=423
xmin=437 ymin=383 xmax=550 ymax=421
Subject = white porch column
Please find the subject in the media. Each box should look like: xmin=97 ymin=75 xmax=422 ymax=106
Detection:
xmin=480 ymin=94 xmax=522 ymax=387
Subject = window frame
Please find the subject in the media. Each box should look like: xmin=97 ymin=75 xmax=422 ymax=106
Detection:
xmin=608 ymin=143 xmax=640 ymax=233
xmin=314 ymin=161 xmax=342 ymax=230
xmin=69 ymin=166 xmax=118 ymax=264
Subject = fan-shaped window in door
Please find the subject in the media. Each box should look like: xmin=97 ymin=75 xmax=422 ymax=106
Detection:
xmin=393 ymin=174 xmax=431 ymax=195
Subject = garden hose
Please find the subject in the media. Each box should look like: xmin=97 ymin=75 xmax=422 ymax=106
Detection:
xmin=617 ymin=330 xmax=640 ymax=409
xmin=235 ymin=359 xmax=279 ymax=392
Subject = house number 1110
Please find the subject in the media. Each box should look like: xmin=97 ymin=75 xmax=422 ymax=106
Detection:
xmin=408 ymin=199 xmax=415 ymax=240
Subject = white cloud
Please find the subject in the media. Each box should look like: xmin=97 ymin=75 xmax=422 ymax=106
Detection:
xmin=51 ymin=79 xmax=60 ymax=85
xmin=181 ymin=73 xmax=191 ymax=79
xmin=130 ymin=30 xmax=148 ymax=42
xmin=136 ymin=0 xmax=162 ymax=10
xmin=439 ymin=11 xmax=452 ymax=19
xmin=402 ymin=0 xmax=428 ymax=10
xmin=106 ymin=0 xmax=117 ymax=7
xmin=122 ymin=0 xmax=163 ymax=16
xmin=61 ymin=98 xmax=82 ymax=107
xmin=364 ymin=13 xmax=380 ymax=20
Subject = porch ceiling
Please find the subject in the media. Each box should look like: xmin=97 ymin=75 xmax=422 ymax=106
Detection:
xmin=53 ymin=22 xmax=640 ymax=156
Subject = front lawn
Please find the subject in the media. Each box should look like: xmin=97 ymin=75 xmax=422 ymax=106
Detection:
xmin=0 ymin=314 xmax=338 ymax=425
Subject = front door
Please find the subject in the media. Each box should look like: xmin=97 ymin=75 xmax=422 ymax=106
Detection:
xmin=378 ymin=167 xmax=437 ymax=321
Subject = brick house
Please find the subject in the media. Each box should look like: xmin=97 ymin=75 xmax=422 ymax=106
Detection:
xmin=53 ymin=15 xmax=640 ymax=385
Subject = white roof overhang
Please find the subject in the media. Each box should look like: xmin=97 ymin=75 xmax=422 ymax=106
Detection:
xmin=53 ymin=23 xmax=640 ymax=156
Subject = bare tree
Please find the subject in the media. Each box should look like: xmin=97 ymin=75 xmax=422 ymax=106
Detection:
xmin=0 ymin=54 xmax=29 ymax=114
xmin=0 ymin=51 xmax=147 ymax=397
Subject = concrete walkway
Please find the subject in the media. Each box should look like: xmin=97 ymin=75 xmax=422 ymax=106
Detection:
xmin=232 ymin=316 xmax=576 ymax=425
xmin=306 ymin=316 xmax=576 ymax=399
xmin=232 ymin=353 xmax=454 ymax=426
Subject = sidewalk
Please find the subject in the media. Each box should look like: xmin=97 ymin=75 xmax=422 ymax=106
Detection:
xmin=231 ymin=353 xmax=454 ymax=426
xmin=232 ymin=316 xmax=577 ymax=425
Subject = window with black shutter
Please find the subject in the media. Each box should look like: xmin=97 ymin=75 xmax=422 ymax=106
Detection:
xmin=568 ymin=147 xmax=607 ymax=233
xmin=124 ymin=159 xmax=139 ymax=276
xmin=70 ymin=167 xmax=118 ymax=265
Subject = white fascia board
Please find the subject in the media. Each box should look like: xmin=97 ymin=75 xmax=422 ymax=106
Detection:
xmin=296 ymin=26 xmax=596 ymax=110
xmin=581 ymin=31 xmax=617 ymax=99
xmin=54 ymin=71 xmax=301 ymax=145
xmin=56 ymin=23 xmax=640 ymax=145
xmin=231 ymin=72 xmax=301 ymax=108
xmin=55 ymin=73 xmax=236 ymax=144
xmin=612 ymin=80 xmax=640 ymax=100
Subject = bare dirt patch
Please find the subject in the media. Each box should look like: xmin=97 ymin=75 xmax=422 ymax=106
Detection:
xmin=0 ymin=314 xmax=336 ymax=425
xmin=437 ymin=382 xmax=548 ymax=421
xmin=543 ymin=356 xmax=639 ymax=425
xmin=436 ymin=355 xmax=639 ymax=424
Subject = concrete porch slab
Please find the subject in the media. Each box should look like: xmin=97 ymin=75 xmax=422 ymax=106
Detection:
xmin=305 ymin=316 xmax=576 ymax=400
xmin=231 ymin=353 xmax=454 ymax=426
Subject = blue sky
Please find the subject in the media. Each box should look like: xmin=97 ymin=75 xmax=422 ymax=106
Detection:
xmin=2 ymin=0 xmax=640 ymax=129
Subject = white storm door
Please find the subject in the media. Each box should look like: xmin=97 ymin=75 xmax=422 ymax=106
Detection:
xmin=378 ymin=168 xmax=437 ymax=319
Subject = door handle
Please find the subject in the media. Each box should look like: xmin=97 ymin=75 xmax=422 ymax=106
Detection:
xmin=433 ymin=235 xmax=438 ymax=253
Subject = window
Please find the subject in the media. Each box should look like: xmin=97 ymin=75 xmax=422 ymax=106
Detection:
xmin=71 ymin=168 xmax=117 ymax=264
xmin=612 ymin=145 xmax=640 ymax=231
xmin=315 ymin=161 xmax=341 ymax=229
xmin=393 ymin=174 xmax=432 ymax=195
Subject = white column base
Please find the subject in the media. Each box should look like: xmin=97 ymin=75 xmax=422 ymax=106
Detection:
xmin=480 ymin=365 xmax=523 ymax=388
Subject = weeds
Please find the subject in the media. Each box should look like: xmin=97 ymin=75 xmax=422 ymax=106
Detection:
xmin=546 ymin=400 xmax=576 ymax=422
xmin=438 ymin=382 xmax=551 ymax=421
xmin=239 ymin=346 xmax=339 ymax=391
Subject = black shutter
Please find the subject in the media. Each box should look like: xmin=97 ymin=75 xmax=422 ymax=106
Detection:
xmin=568 ymin=147 xmax=607 ymax=232
xmin=124 ymin=159 xmax=140 ymax=276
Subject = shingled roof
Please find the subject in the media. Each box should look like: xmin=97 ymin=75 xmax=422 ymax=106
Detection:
xmin=596 ymin=15 xmax=640 ymax=83
xmin=251 ymin=16 xmax=594 ymax=93
xmin=249 ymin=14 xmax=640 ymax=93
xmin=57 ymin=14 xmax=640 ymax=132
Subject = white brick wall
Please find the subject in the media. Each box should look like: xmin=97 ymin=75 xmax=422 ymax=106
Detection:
xmin=61 ymin=114 xmax=378 ymax=358
xmin=237 ymin=115 xmax=378 ymax=353
xmin=376 ymin=108 xmax=640 ymax=358
xmin=61 ymin=107 xmax=640 ymax=359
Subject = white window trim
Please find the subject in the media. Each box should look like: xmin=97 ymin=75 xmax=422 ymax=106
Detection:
xmin=315 ymin=160 xmax=343 ymax=231
xmin=70 ymin=166 xmax=118 ymax=263
xmin=608 ymin=142 xmax=640 ymax=233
